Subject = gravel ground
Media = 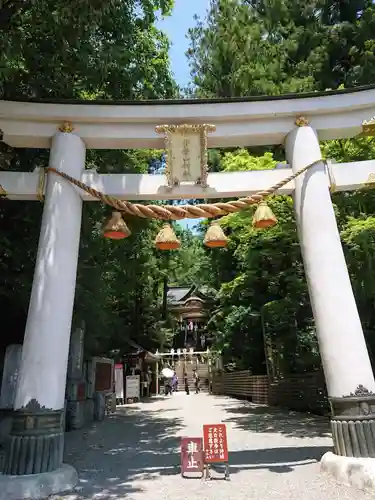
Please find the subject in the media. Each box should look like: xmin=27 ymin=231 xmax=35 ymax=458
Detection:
xmin=52 ymin=393 xmax=374 ymax=500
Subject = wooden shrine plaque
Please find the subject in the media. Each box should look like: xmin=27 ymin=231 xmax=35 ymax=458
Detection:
xmin=155 ymin=124 xmax=215 ymax=188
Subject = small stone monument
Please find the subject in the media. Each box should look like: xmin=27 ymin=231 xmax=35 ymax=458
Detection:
xmin=93 ymin=392 xmax=106 ymax=421
xmin=65 ymin=323 xmax=93 ymax=429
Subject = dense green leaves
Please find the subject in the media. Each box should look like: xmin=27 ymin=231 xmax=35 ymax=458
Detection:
xmin=184 ymin=0 xmax=375 ymax=376
xmin=0 ymin=1 xmax=177 ymax=356
xmin=187 ymin=0 xmax=375 ymax=97
xmin=0 ymin=0 xmax=176 ymax=100
xmin=3 ymin=0 xmax=375 ymax=377
xmin=202 ymin=145 xmax=375 ymax=375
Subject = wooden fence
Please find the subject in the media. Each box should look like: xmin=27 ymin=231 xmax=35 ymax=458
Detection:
xmin=212 ymin=370 xmax=329 ymax=415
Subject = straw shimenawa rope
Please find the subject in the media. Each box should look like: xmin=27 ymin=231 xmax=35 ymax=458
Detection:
xmin=46 ymin=159 xmax=326 ymax=220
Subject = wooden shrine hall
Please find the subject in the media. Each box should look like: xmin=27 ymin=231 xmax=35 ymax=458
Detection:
xmin=167 ymin=285 xmax=215 ymax=351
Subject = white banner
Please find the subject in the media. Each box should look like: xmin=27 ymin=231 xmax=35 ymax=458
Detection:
xmin=125 ymin=375 xmax=140 ymax=402
xmin=115 ymin=366 xmax=124 ymax=399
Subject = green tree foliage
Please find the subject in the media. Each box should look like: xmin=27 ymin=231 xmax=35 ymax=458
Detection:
xmin=0 ymin=0 xmax=176 ymax=99
xmin=184 ymin=0 xmax=375 ymax=376
xmin=167 ymin=227 xmax=212 ymax=286
xmin=0 ymin=1 xmax=177 ymax=356
xmin=203 ymin=151 xmax=316 ymax=374
xmin=187 ymin=0 xmax=375 ymax=97
xmin=202 ymin=141 xmax=375 ymax=375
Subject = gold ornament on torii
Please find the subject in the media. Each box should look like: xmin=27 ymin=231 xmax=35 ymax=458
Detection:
xmin=362 ymin=173 xmax=375 ymax=189
xmin=362 ymin=117 xmax=375 ymax=136
xmin=155 ymin=123 xmax=216 ymax=189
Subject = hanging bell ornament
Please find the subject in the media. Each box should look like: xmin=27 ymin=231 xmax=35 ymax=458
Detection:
xmin=102 ymin=211 xmax=131 ymax=239
xmin=204 ymin=221 xmax=228 ymax=248
xmin=252 ymin=202 xmax=277 ymax=229
xmin=155 ymin=223 xmax=181 ymax=250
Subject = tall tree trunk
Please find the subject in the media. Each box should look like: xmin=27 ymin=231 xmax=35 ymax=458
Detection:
xmin=162 ymin=275 xmax=168 ymax=319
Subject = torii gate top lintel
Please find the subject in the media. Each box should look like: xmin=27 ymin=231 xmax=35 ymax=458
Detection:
xmin=1 ymin=86 xmax=375 ymax=203
xmin=1 ymin=85 xmax=375 ymax=150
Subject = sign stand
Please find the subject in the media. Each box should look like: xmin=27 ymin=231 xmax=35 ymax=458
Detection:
xmin=204 ymin=464 xmax=211 ymax=480
xmin=180 ymin=437 xmax=205 ymax=479
xmin=204 ymin=464 xmax=230 ymax=481
xmin=203 ymin=424 xmax=230 ymax=481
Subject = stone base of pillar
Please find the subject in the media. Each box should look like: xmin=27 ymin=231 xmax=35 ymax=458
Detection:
xmin=0 ymin=464 xmax=78 ymax=500
xmin=320 ymin=388 xmax=375 ymax=490
xmin=0 ymin=409 xmax=14 ymax=447
xmin=330 ymin=386 xmax=375 ymax=458
xmin=331 ymin=418 xmax=375 ymax=457
xmin=321 ymin=452 xmax=375 ymax=490
xmin=3 ymin=400 xmax=64 ymax=475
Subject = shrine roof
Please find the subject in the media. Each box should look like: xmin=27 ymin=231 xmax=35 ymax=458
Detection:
xmin=167 ymin=285 xmax=214 ymax=305
xmin=167 ymin=287 xmax=192 ymax=304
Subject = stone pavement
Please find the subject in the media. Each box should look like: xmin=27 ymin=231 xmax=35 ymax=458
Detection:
xmin=53 ymin=393 xmax=373 ymax=500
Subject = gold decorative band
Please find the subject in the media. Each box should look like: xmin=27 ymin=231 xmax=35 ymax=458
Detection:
xmin=58 ymin=122 xmax=74 ymax=133
xmin=363 ymin=173 xmax=375 ymax=189
xmin=155 ymin=124 xmax=216 ymax=134
xmin=362 ymin=117 xmax=375 ymax=136
xmin=295 ymin=116 xmax=309 ymax=127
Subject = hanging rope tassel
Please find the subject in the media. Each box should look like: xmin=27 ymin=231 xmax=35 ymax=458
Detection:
xmin=204 ymin=221 xmax=228 ymax=247
xmin=252 ymin=202 xmax=277 ymax=229
xmin=155 ymin=224 xmax=181 ymax=250
xmin=102 ymin=211 xmax=131 ymax=239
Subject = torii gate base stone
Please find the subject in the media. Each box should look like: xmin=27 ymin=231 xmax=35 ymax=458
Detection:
xmin=1 ymin=88 xmax=375 ymax=497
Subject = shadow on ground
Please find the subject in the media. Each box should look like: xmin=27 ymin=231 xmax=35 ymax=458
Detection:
xmin=60 ymin=405 xmax=183 ymax=499
xmin=215 ymin=397 xmax=331 ymax=439
xmin=55 ymin=397 xmax=332 ymax=499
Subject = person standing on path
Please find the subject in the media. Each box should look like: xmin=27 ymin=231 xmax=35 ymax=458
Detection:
xmin=184 ymin=372 xmax=190 ymax=395
xmin=172 ymin=371 xmax=178 ymax=392
xmin=164 ymin=377 xmax=173 ymax=396
xmin=193 ymin=369 xmax=200 ymax=394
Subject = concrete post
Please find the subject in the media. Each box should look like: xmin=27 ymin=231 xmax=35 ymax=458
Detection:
xmin=285 ymin=124 xmax=375 ymax=461
xmin=3 ymin=129 xmax=84 ymax=490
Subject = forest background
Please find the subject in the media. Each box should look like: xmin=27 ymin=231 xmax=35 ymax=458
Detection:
xmin=1 ymin=0 xmax=375 ymax=378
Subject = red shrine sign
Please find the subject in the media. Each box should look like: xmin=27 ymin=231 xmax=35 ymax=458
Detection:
xmin=203 ymin=424 xmax=228 ymax=463
xmin=180 ymin=437 xmax=204 ymax=476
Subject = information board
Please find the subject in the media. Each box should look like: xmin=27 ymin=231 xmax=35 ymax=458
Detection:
xmin=125 ymin=375 xmax=140 ymax=403
xmin=115 ymin=364 xmax=124 ymax=400
xmin=203 ymin=424 xmax=228 ymax=463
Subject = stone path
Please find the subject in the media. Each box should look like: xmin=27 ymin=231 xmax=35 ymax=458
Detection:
xmin=54 ymin=393 xmax=373 ymax=500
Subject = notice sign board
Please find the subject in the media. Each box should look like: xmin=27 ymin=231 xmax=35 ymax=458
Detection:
xmin=115 ymin=364 xmax=124 ymax=400
xmin=203 ymin=424 xmax=228 ymax=463
xmin=181 ymin=437 xmax=204 ymax=477
xmin=125 ymin=375 xmax=140 ymax=403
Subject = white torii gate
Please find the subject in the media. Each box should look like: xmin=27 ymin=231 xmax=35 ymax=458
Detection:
xmin=1 ymin=86 xmax=375 ymax=496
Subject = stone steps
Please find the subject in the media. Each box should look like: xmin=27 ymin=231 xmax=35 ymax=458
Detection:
xmin=175 ymin=359 xmax=210 ymax=392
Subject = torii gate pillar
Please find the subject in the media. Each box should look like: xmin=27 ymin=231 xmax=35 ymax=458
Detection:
xmin=285 ymin=124 xmax=375 ymax=475
xmin=1 ymin=129 xmax=84 ymax=497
